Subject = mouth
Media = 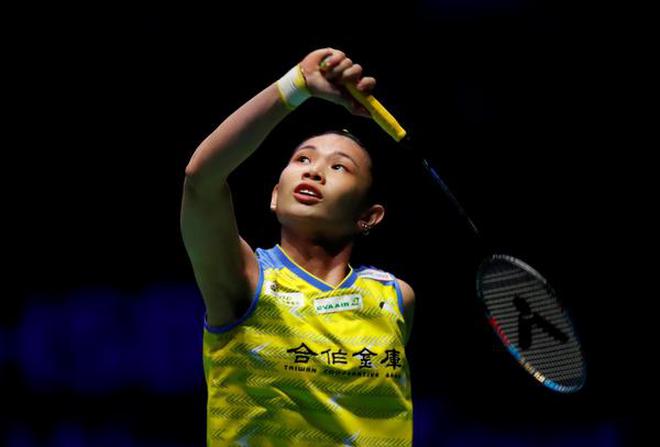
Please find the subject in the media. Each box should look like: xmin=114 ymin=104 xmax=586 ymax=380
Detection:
xmin=293 ymin=191 xmax=322 ymax=204
xmin=293 ymin=183 xmax=323 ymax=204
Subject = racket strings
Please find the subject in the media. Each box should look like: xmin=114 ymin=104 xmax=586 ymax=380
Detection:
xmin=478 ymin=257 xmax=586 ymax=392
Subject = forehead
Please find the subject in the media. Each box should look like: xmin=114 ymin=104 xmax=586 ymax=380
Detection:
xmin=293 ymin=134 xmax=371 ymax=169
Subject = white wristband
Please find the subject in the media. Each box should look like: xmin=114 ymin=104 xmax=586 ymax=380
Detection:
xmin=276 ymin=64 xmax=311 ymax=110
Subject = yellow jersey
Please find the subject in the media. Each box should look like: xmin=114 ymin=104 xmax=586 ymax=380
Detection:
xmin=202 ymin=243 xmax=413 ymax=446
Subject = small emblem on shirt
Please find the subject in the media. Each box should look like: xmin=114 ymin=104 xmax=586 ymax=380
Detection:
xmin=264 ymin=280 xmax=305 ymax=309
xmin=314 ymin=294 xmax=363 ymax=314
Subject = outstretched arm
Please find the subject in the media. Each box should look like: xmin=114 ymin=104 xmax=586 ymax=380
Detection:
xmin=184 ymin=47 xmax=376 ymax=192
xmin=181 ymin=47 xmax=376 ymax=328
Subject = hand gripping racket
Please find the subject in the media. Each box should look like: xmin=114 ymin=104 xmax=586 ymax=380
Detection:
xmin=343 ymin=81 xmax=587 ymax=393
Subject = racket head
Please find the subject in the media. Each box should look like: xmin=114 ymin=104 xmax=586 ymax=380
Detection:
xmin=476 ymin=254 xmax=586 ymax=393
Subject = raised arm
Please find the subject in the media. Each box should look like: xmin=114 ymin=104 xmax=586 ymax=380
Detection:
xmin=180 ymin=47 xmax=376 ymax=328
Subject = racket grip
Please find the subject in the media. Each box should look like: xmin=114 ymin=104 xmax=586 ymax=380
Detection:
xmin=344 ymin=83 xmax=407 ymax=142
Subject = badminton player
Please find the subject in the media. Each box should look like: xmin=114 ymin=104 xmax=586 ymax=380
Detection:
xmin=181 ymin=47 xmax=415 ymax=446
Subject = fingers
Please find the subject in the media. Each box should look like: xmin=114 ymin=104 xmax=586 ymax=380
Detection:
xmin=356 ymin=76 xmax=376 ymax=94
xmin=307 ymin=47 xmax=376 ymax=118
xmin=341 ymin=64 xmax=363 ymax=85
xmin=301 ymin=48 xmax=344 ymax=80
xmin=319 ymin=52 xmax=376 ymax=93
xmin=323 ymin=57 xmax=353 ymax=81
xmin=318 ymin=49 xmax=345 ymax=69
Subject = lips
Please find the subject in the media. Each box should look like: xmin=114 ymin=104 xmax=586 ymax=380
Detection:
xmin=293 ymin=191 xmax=322 ymax=204
xmin=293 ymin=182 xmax=323 ymax=199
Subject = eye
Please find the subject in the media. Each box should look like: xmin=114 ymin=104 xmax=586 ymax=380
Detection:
xmin=332 ymin=164 xmax=348 ymax=172
xmin=296 ymin=155 xmax=310 ymax=163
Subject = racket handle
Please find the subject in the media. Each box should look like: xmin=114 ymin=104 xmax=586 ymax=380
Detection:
xmin=342 ymin=73 xmax=482 ymax=239
xmin=344 ymin=77 xmax=482 ymax=238
xmin=344 ymin=83 xmax=407 ymax=142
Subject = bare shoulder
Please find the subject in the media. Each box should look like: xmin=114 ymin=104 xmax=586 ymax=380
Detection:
xmin=396 ymin=277 xmax=415 ymax=345
xmin=396 ymin=277 xmax=416 ymax=310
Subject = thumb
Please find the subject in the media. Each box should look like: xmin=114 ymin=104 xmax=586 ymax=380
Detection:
xmin=340 ymin=92 xmax=371 ymax=118
xmin=346 ymin=102 xmax=371 ymax=118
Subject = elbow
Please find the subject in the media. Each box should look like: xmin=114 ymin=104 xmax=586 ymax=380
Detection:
xmin=183 ymin=165 xmax=228 ymax=195
xmin=183 ymin=163 xmax=205 ymax=194
xmin=184 ymin=161 xmax=209 ymax=188
xmin=184 ymin=161 xmax=201 ymax=179
xmin=184 ymin=158 xmax=229 ymax=186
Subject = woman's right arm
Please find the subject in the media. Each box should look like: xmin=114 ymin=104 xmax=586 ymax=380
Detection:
xmin=183 ymin=81 xmax=290 ymax=192
xmin=180 ymin=47 xmax=376 ymax=328
xmin=184 ymin=47 xmax=374 ymax=191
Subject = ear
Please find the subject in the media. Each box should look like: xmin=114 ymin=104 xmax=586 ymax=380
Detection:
xmin=270 ymin=183 xmax=279 ymax=212
xmin=357 ymin=203 xmax=385 ymax=231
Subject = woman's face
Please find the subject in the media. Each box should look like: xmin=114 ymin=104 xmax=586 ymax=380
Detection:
xmin=271 ymin=133 xmax=374 ymax=240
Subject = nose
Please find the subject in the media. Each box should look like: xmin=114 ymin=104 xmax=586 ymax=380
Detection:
xmin=302 ymin=163 xmax=325 ymax=184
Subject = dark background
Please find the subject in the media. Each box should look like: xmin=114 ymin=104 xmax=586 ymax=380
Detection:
xmin=4 ymin=1 xmax=648 ymax=445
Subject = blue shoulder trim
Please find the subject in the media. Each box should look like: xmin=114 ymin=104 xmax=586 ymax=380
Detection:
xmin=255 ymin=246 xmax=278 ymax=269
xmin=204 ymin=248 xmax=265 ymax=334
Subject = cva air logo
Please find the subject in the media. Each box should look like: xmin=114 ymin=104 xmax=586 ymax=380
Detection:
xmin=314 ymin=294 xmax=363 ymax=314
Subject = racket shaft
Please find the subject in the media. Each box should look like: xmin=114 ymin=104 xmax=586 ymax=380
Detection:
xmin=345 ymin=83 xmax=480 ymax=237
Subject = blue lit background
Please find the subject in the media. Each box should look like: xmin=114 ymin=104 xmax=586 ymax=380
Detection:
xmin=2 ymin=284 xmax=627 ymax=445
xmin=4 ymin=1 xmax=644 ymax=445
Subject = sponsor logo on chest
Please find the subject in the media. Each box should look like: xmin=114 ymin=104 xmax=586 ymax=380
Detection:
xmin=314 ymin=294 xmax=363 ymax=314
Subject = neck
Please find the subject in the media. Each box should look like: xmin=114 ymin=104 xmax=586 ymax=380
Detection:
xmin=279 ymin=227 xmax=354 ymax=287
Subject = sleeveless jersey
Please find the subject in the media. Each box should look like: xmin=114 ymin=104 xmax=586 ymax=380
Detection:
xmin=202 ymin=244 xmax=413 ymax=446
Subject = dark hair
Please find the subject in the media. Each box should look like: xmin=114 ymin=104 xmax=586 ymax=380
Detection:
xmin=295 ymin=128 xmax=388 ymax=210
